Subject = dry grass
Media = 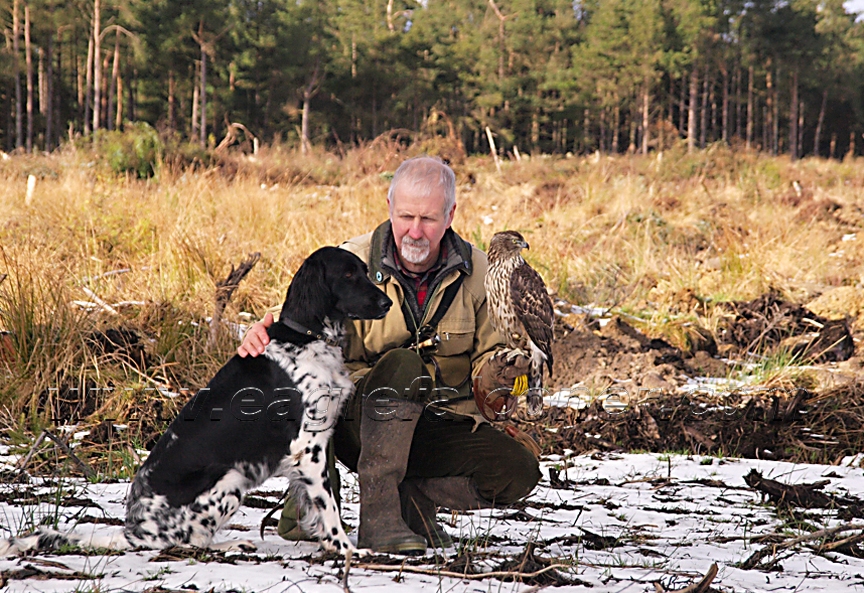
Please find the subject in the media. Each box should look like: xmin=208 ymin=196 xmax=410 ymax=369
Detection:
xmin=2 ymin=139 xmax=864 ymax=439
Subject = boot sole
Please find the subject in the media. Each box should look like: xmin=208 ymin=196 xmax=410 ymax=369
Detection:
xmin=364 ymin=535 xmax=428 ymax=555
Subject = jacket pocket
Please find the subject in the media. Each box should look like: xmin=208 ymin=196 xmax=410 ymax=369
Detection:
xmin=436 ymin=318 xmax=473 ymax=357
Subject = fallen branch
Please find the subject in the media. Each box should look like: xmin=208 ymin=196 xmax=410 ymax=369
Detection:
xmin=354 ymin=562 xmax=570 ymax=581
xmin=654 ymin=562 xmax=717 ymax=592
xmin=740 ymin=523 xmax=864 ymax=570
xmin=208 ymin=252 xmax=260 ymax=350
xmin=43 ymin=430 xmax=97 ymax=480
xmin=15 ymin=430 xmax=48 ymax=473
xmin=81 ymin=287 xmax=119 ymax=315
xmin=744 ymin=468 xmax=864 ymax=519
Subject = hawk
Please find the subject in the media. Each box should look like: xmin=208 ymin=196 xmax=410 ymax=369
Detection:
xmin=485 ymin=230 xmax=554 ymax=412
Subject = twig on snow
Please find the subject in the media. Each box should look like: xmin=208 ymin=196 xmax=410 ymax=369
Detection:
xmin=354 ymin=562 xmax=570 ymax=581
xmin=653 ymin=562 xmax=718 ymax=592
xmin=740 ymin=523 xmax=864 ymax=570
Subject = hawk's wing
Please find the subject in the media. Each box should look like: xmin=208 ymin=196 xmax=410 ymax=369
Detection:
xmin=510 ymin=262 xmax=554 ymax=376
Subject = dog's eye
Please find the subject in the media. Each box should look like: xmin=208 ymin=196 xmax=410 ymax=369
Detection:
xmin=345 ymin=271 xmax=354 ymax=278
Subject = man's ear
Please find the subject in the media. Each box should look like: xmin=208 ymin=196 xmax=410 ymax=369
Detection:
xmin=446 ymin=203 xmax=456 ymax=228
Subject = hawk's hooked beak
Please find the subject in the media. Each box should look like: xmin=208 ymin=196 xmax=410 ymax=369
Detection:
xmin=521 ymin=240 xmax=530 ymax=250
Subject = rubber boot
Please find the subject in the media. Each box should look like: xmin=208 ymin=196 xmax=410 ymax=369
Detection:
xmin=414 ymin=476 xmax=495 ymax=511
xmin=277 ymin=440 xmax=344 ymax=541
xmin=356 ymin=397 xmax=427 ymax=555
xmin=399 ymin=478 xmax=453 ymax=549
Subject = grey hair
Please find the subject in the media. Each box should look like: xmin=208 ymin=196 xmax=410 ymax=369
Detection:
xmin=387 ymin=156 xmax=456 ymax=216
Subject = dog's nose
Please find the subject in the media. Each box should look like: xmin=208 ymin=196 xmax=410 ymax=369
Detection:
xmin=378 ymin=295 xmax=393 ymax=311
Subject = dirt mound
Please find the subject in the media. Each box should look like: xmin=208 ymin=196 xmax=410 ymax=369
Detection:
xmin=552 ymin=316 xmax=727 ymax=393
xmin=806 ymin=286 xmax=864 ymax=329
xmin=718 ymin=292 xmax=853 ymax=362
xmin=527 ymin=381 xmax=864 ymax=465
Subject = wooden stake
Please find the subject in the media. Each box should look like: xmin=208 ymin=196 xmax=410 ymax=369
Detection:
xmin=485 ymin=126 xmax=501 ymax=174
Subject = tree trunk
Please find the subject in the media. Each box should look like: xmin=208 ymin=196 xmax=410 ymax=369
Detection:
xmin=386 ymin=0 xmax=395 ymax=31
xmin=599 ymin=106 xmax=606 ymax=153
xmin=191 ymin=62 xmax=199 ymax=140
xmin=772 ymin=69 xmax=779 ymax=154
xmin=488 ymin=0 xmax=506 ymax=82
xmin=108 ymin=28 xmax=120 ymax=131
xmin=200 ymin=43 xmax=207 ymax=147
xmin=92 ymin=0 xmax=101 ymax=132
xmin=746 ymin=64 xmax=754 ymax=149
xmin=77 ymin=54 xmax=84 ymax=118
xmin=814 ymin=88 xmax=828 ymax=157
xmin=734 ymin=64 xmax=741 ymax=139
xmin=84 ymin=34 xmax=93 ymax=135
xmin=38 ymin=47 xmax=45 ymax=116
xmin=168 ymin=70 xmax=176 ymax=131
xmin=679 ymin=75 xmax=686 ymax=135
xmin=129 ymin=67 xmax=136 ymax=121
xmin=301 ymin=91 xmax=311 ymax=155
xmin=688 ymin=67 xmax=698 ymax=153
xmin=583 ymin=108 xmax=590 ymax=153
xmin=789 ymin=68 xmax=799 ymax=160
xmin=642 ymin=81 xmax=650 ymax=155
xmin=45 ymin=32 xmax=53 ymax=150
xmin=628 ymin=107 xmax=636 ymax=153
xmin=722 ymin=63 xmax=729 ymax=143
xmin=24 ymin=3 xmax=33 ymax=152
xmin=13 ymin=0 xmax=23 ymax=150
xmin=700 ymin=73 xmax=708 ymax=148
xmin=531 ymin=107 xmax=540 ymax=152
xmin=798 ymin=101 xmax=804 ymax=157
xmin=115 ymin=75 xmax=122 ymax=130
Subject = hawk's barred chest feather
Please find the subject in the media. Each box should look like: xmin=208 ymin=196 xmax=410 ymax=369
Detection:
xmin=485 ymin=252 xmax=523 ymax=341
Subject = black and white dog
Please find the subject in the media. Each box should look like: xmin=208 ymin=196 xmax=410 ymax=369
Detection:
xmin=1 ymin=247 xmax=391 ymax=557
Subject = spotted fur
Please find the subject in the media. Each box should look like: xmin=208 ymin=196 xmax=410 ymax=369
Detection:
xmin=1 ymin=247 xmax=391 ymax=558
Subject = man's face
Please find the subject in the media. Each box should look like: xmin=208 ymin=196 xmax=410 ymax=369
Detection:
xmin=388 ymin=182 xmax=456 ymax=273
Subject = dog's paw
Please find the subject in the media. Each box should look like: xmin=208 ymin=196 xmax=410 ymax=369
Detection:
xmin=320 ymin=537 xmax=356 ymax=555
xmin=210 ymin=539 xmax=257 ymax=553
xmin=352 ymin=547 xmax=372 ymax=558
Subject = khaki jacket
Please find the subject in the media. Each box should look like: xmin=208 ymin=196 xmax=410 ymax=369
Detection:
xmin=340 ymin=222 xmax=504 ymax=418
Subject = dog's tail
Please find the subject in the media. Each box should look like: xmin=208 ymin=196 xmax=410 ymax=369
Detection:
xmin=0 ymin=526 xmax=131 ymax=557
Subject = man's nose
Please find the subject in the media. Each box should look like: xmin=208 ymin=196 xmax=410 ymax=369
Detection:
xmin=408 ymin=218 xmax=424 ymax=239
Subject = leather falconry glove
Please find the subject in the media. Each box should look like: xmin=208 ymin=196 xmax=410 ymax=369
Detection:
xmin=473 ymin=350 xmax=531 ymax=422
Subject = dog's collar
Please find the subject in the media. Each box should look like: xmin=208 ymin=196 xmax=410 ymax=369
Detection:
xmin=279 ymin=318 xmax=341 ymax=348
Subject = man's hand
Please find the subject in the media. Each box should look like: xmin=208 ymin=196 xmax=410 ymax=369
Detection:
xmin=237 ymin=312 xmax=274 ymax=357
xmin=473 ymin=350 xmax=531 ymax=421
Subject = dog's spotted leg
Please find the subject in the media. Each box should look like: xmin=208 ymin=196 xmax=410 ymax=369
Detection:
xmin=286 ymin=435 xmax=355 ymax=555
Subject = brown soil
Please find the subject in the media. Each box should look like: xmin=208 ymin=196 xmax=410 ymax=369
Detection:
xmin=527 ymin=292 xmax=863 ymax=464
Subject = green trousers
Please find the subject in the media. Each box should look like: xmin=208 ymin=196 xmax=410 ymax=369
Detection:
xmin=277 ymin=349 xmax=541 ymax=538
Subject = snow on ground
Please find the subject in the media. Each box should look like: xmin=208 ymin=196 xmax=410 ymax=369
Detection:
xmin=2 ymin=447 xmax=864 ymax=592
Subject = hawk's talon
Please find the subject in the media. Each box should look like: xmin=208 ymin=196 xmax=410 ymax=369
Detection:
xmin=511 ymin=374 xmax=528 ymax=396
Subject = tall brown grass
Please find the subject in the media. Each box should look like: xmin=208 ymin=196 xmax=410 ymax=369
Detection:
xmin=2 ymin=140 xmax=864 ymax=432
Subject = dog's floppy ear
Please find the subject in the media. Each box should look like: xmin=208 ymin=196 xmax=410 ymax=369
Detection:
xmin=279 ymin=250 xmax=334 ymax=323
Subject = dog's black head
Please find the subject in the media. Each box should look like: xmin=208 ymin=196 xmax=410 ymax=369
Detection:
xmin=279 ymin=247 xmax=392 ymax=329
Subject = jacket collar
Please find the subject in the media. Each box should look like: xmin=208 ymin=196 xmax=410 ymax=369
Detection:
xmin=368 ymin=221 xmax=473 ymax=285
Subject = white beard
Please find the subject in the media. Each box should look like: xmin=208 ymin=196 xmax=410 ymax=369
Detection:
xmin=400 ymin=236 xmax=431 ymax=265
